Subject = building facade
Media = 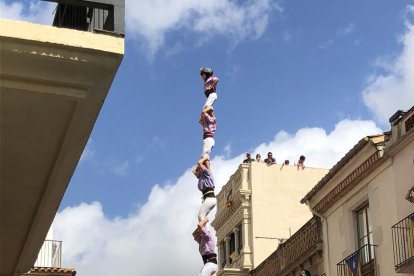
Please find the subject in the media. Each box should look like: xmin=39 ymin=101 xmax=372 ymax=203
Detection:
xmin=212 ymin=163 xmax=328 ymax=276
xmin=301 ymin=107 xmax=414 ymax=276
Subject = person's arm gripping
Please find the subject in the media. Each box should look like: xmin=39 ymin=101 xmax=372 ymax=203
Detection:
xmin=198 ymin=155 xmax=210 ymax=170
xmin=202 ymin=109 xmax=216 ymax=124
xmin=198 ymin=218 xmax=211 ymax=241
xmin=205 ymin=77 xmax=219 ymax=91
xmin=199 ymin=226 xmax=212 ymax=242
xmin=193 ymin=228 xmax=201 ymax=243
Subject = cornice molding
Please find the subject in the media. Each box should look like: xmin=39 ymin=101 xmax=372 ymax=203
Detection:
xmin=313 ymin=150 xmax=384 ymax=214
xmin=213 ymin=190 xmax=251 ymax=231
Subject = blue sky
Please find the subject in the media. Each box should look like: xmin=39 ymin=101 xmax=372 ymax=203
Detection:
xmin=62 ymin=0 xmax=408 ymax=217
xmin=1 ymin=1 xmax=413 ymax=275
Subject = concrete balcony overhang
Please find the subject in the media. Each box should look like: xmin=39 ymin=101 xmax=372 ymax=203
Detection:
xmin=0 ymin=19 xmax=123 ymax=276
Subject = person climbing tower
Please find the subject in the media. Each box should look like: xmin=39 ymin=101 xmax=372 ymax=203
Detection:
xmin=192 ymin=218 xmax=218 ymax=276
xmin=200 ymin=106 xmax=217 ymax=159
xmin=193 ymin=155 xmax=216 ymax=222
xmin=191 ymin=67 xmax=219 ymax=276
xmin=200 ymin=67 xmax=219 ymax=110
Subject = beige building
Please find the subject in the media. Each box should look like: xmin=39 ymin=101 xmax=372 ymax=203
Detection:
xmin=0 ymin=1 xmax=124 ymax=275
xmin=212 ymin=162 xmax=328 ymax=275
xmin=301 ymin=107 xmax=414 ymax=276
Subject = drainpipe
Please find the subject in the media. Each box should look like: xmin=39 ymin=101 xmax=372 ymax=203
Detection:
xmin=306 ymin=200 xmax=331 ymax=275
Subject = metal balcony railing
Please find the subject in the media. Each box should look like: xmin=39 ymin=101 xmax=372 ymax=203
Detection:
xmin=42 ymin=0 xmax=124 ymax=36
xmin=251 ymin=217 xmax=323 ymax=276
xmin=34 ymin=240 xmax=62 ymax=268
xmin=391 ymin=212 xmax=414 ymax=271
xmin=337 ymin=244 xmax=377 ymax=276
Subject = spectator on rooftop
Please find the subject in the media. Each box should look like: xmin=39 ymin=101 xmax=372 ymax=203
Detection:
xmin=243 ymin=153 xmax=254 ymax=164
xmin=256 ymin=154 xmax=262 ymax=162
xmin=264 ymin=152 xmax=276 ymax=165
xmin=297 ymin=155 xmax=306 ymax=170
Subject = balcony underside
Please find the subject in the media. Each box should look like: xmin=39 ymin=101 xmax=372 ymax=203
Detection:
xmin=0 ymin=19 xmax=123 ymax=276
xmin=395 ymin=257 xmax=414 ymax=274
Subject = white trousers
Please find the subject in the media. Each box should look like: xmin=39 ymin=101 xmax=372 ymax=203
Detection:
xmin=198 ymin=197 xmax=217 ymax=221
xmin=199 ymin=262 xmax=218 ymax=276
xmin=202 ymin=137 xmax=215 ymax=157
xmin=204 ymin=93 xmax=217 ymax=109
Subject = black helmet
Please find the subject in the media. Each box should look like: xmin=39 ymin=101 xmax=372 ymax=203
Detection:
xmin=200 ymin=67 xmax=213 ymax=75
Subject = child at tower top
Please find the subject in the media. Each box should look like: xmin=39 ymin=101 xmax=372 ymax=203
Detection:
xmin=200 ymin=67 xmax=219 ymax=110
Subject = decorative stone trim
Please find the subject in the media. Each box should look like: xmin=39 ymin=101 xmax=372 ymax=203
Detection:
xmin=313 ymin=150 xmax=383 ymax=214
xmin=213 ymin=190 xmax=251 ymax=232
xmin=216 ymin=206 xmax=244 ymax=242
xmin=23 ymin=267 xmax=76 ymax=276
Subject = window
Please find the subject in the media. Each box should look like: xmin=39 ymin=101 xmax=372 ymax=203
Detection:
xmin=356 ymin=204 xmax=374 ymax=266
xmin=238 ymin=224 xmax=243 ymax=254
xmin=356 ymin=204 xmax=372 ymax=248
xmin=229 ymin=232 xmax=236 ymax=263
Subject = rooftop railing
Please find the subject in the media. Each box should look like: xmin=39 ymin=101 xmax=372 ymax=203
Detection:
xmin=42 ymin=0 xmax=124 ymax=36
xmin=391 ymin=212 xmax=414 ymax=273
xmin=34 ymin=240 xmax=62 ymax=268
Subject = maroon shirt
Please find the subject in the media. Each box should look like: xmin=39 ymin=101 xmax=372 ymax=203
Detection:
xmin=204 ymin=76 xmax=219 ymax=96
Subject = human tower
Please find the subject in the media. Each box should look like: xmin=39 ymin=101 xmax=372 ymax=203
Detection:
xmin=192 ymin=67 xmax=219 ymax=276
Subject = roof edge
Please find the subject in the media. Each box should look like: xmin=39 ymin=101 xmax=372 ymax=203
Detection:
xmin=300 ymin=134 xmax=385 ymax=204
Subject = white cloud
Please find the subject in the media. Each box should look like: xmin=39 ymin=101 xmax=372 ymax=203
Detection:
xmin=319 ymin=22 xmax=356 ymax=49
xmin=79 ymin=140 xmax=130 ymax=176
xmin=362 ymin=6 xmax=414 ymax=124
xmin=103 ymin=159 xmax=130 ymax=176
xmin=79 ymin=139 xmax=95 ymax=163
xmin=54 ymin=119 xmax=382 ymax=276
xmin=0 ymin=0 xmax=55 ymax=25
xmin=147 ymin=135 xmax=166 ymax=149
xmin=125 ymin=0 xmax=282 ymax=57
xmin=337 ymin=22 xmax=356 ymax=36
xmin=319 ymin=39 xmax=334 ymax=49
xmin=222 ymin=143 xmax=232 ymax=158
xmin=135 ymin=155 xmax=144 ymax=165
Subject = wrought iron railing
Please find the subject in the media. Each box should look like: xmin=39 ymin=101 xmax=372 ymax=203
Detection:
xmin=337 ymin=244 xmax=377 ymax=276
xmin=405 ymin=114 xmax=414 ymax=133
xmin=34 ymin=240 xmax=62 ymax=268
xmin=391 ymin=212 xmax=414 ymax=271
xmin=251 ymin=217 xmax=322 ymax=276
xmin=41 ymin=0 xmax=124 ymax=36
